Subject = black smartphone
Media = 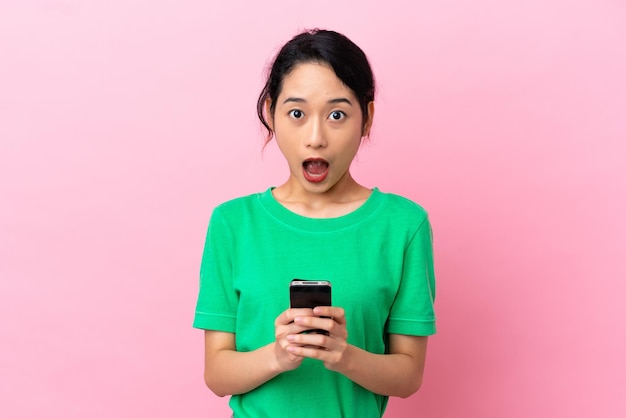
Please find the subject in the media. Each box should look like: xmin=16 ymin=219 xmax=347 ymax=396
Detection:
xmin=289 ymin=279 xmax=332 ymax=335
xmin=290 ymin=279 xmax=332 ymax=308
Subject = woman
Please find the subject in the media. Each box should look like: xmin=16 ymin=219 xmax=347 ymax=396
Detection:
xmin=193 ymin=28 xmax=436 ymax=418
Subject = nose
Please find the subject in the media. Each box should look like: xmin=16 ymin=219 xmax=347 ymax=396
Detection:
xmin=304 ymin=120 xmax=327 ymax=149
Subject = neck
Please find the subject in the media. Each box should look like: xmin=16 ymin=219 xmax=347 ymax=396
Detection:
xmin=272 ymin=173 xmax=371 ymax=218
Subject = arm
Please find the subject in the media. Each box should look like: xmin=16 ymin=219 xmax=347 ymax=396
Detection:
xmin=203 ymin=331 xmax=279 ymax=397
xmin=337 ymin=334 xmax=428 ymax=398
xmin=203 ymin=308 xmax=319 ymax=397
xmin=286 ymin=307 xmax=429 ymax=398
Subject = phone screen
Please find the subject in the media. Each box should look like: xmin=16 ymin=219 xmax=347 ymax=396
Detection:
xmin=290 ymin=280 xmax=332 ymax=308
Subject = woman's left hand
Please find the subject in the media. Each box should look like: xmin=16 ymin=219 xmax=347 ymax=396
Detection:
xmin=286 ymin=306 xmax=350 ymax=371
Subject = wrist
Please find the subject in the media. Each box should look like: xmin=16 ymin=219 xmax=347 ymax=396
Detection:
xmin=266 ymin=342 xmax=284 ymax=374
xmin=330 ymin=343 xmax=358 ymax=375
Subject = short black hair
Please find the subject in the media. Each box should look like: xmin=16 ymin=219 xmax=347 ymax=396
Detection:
xmin=257 ymin=29 xmax=376 ymax=142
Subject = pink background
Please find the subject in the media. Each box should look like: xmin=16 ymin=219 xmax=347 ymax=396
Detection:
xmin=1 ymin=1 xmax=625 ymax=417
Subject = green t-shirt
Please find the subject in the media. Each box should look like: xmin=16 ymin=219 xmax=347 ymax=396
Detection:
xmin=193 ymin=187 xmax=436 ymax=418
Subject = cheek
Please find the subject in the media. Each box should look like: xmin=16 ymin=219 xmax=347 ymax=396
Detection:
xmin=275 ymin=136 xmax=299 ymax=166
xmin=274 ymin=119 xmax=299 ymax=140
xmin=336 ymin=140 xmax=362 ymax=166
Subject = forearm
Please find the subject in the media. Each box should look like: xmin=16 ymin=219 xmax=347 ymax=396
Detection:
xmin=335 ymin=344 xmax=425 ymax=398
xmin=204 ymin=342 xmax=280 ymax=397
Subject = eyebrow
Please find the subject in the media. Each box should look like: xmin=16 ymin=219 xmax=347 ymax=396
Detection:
xmin=282 ymin=97 xmax=353 ymax=106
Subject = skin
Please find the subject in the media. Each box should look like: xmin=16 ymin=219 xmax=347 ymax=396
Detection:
xmin=203 ymin=62 xmax=428 ymax=399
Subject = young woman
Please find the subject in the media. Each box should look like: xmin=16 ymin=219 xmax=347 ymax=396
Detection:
xmin=193 ymin=29 xmax=436 ymax=418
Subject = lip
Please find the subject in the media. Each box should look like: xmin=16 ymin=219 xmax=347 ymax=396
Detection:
xmin=302 ymin=158 xmax=329 ymax=183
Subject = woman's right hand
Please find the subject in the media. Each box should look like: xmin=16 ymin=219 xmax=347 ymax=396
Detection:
xmin=273 ymin=308 xmax=315 ymax=372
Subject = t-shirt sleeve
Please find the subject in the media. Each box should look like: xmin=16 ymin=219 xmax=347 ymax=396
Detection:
xmin=193 ymin=207 xmax=238 ymax=332
xmin=387 ymin=215 xmax=437 ymax=336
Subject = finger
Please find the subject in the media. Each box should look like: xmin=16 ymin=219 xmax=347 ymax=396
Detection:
xmin=294 ymin=315 xmax=337 ymax=333
xmin=275 ymin=308 xmax=314 ymax=326
xmin=287 ymin=332 xmax=328 ymax=347
xmin=287 ymin=342 xmax=330 ymax=360
xmin=277 ymin=316 xmax=323 ymax=338
xmin=281 ymin=323 xmax=320 ymax=336
xmin=312 ymin=306 xmax=346 ymax=324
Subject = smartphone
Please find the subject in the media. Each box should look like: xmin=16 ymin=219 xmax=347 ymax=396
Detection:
xmin=290 ymin=279 xmax=332 ymax=335
xmin=290 ymin=279 xmax=332 ymax=308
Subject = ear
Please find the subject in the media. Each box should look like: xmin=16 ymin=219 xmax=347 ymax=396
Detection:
xmin=265 ymin=98 xmax=274 ymax=131
xmin=362 ymin=101 xmax=375 ymax=137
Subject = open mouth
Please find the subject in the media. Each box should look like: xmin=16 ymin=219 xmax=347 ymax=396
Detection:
xmin=302 ymin=158 xmax=329 ymax=183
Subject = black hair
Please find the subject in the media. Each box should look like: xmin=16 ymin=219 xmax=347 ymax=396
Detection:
xmin=256 ymin=28 xmax=376 ymax=143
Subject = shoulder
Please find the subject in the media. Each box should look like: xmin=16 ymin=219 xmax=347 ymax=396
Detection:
xmin=204 ymin=191 xmax=269 ymax=239
xmin=378 ymin=190 xmax=430 ymax=226
xmin=203 ymin=191 xmax=268 ymax=235
xmin=211 ymin=189 xmax=267 ymax=219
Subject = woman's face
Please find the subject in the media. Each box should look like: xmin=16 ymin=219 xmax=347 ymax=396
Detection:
xmin=269 ymin=62 xmax=373 ymax=196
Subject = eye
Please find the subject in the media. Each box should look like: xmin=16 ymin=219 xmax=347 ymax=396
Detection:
xmin=288 ymin=109 xmax=304 ymax=119
xmin=329 ymin=111 xmax=345 ymax=121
